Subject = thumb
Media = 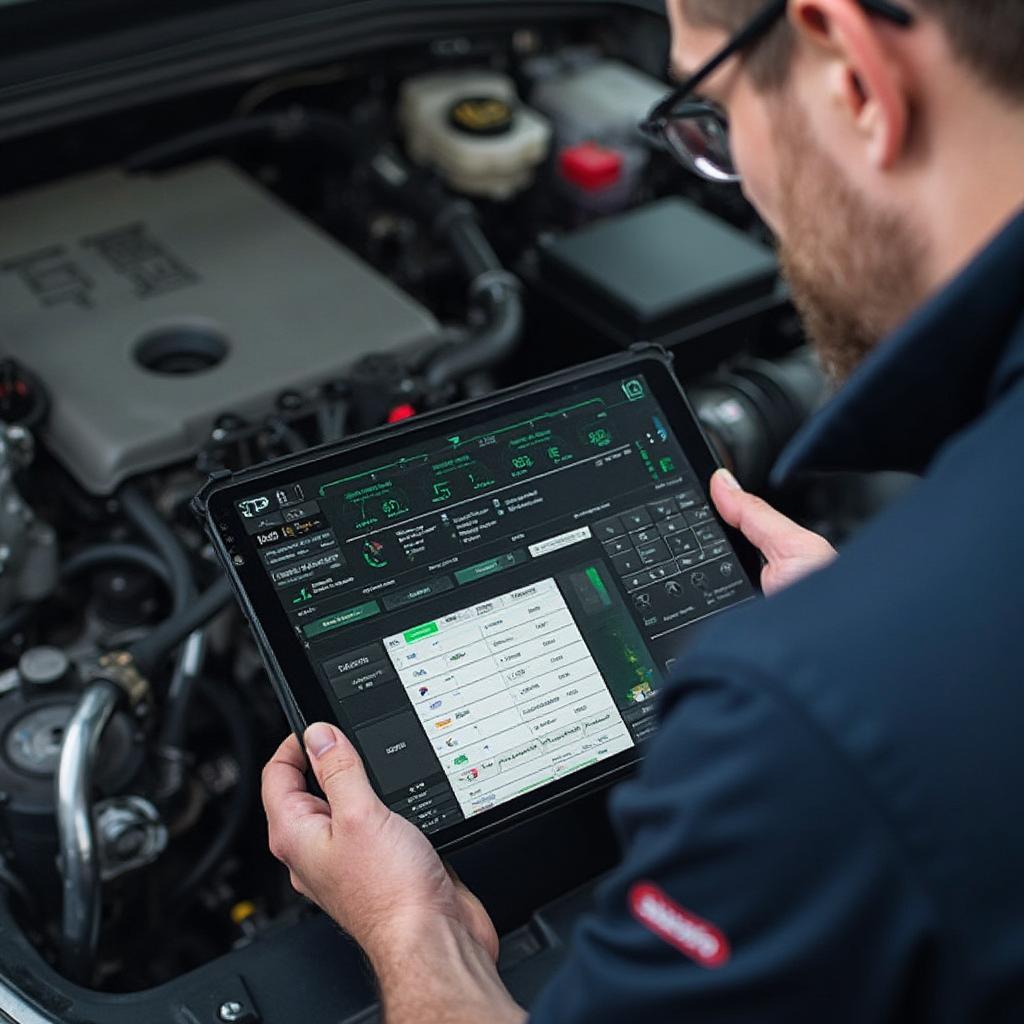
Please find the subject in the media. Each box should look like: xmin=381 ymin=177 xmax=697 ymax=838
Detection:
xmin=710 ymin=468 xmax=818 ymax=564
xmin=303 ymin=722 xmax=380 ymax=827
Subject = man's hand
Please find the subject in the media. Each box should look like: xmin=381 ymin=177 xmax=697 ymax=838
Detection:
xmin=710 ymin=469 xmax=837 ymax=596
xmin=262 ymin=723 xmax=496 ymax=958
xmin=262 ymin=724 xmax=524 ymax=1023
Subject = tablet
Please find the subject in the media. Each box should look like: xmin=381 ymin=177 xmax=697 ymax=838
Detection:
xmin=195 ymin=350 xmax=760 ymax=851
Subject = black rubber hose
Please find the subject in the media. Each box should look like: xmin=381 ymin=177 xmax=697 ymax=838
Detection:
xmin=412 ymin=191 xmax=525 ymax=389
xmin=119 ymin=485 xmax=195 ymax=615
xmin=158 ymin=630 xmax=205 ymax=756
xmin=61 ymin=543 xmax=172 ymax=590
xmin=437 ymin=202 xmax=501 ymax=279
xmin=129 ymin=577 xmax=233 ymax=678
xmin=119 ymin=486 xmax=214 ymax=752
xmin=125 ymin=108 xmax=358 ymax=174
xmin=322 ymin=125 xmax=529 ymax=386
xmin=125 ymin=114 xmax=296 ymax=172
xmin=367 ymin=158 xmax=501 ymax=280
xmin=423 ymin=283 xmax=524 ymax=390
xmin=0 ymin=544 xmax=174 ymax=645
xmin=169 ymin=677 xmax=257 ymax=905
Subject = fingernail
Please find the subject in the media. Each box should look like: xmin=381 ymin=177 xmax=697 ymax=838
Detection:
xmin=717 ymin=468 xmax=742 ymax=491
xmin=305 ymin=723 xmax=337 ymax=757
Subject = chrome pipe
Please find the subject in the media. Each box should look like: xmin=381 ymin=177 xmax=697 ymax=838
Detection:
xmin=55 ymin=680 xmax=120 ymax=984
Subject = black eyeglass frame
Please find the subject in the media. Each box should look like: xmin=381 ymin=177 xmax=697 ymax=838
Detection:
xmin=640 ymin=0 xmax=915 ymax=181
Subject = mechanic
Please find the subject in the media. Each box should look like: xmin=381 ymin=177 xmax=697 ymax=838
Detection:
xmin=261 ymin=0 xmax=1024 ymax=1019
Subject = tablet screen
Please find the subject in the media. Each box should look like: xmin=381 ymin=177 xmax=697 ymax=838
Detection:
xmin=215 ymin=363 xmax=759 ymax=843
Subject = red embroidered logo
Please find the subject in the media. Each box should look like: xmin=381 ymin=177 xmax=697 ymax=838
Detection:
xmin=628 ymin=882 xmax=731 ymax=968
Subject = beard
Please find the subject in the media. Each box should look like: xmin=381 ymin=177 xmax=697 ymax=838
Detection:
xmin=772 ymin=107 xmax=926 ymax=385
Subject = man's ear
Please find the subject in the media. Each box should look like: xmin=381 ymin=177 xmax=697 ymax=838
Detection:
xmin=788 ymin=0 xmax=910 ymax=169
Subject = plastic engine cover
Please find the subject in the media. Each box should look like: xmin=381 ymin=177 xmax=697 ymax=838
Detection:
xmin=0 ymin=160 xmax=441 ymax=494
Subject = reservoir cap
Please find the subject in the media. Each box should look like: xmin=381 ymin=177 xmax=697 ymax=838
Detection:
xmin=559 ymin=142 xmax=624 ymax=192
xmin=448 ymin=96 xmax=516 ymax=136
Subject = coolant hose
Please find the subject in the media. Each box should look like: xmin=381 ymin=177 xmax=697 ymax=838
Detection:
xmin=124 ymin=114 xmax=300 ymax=173
xmin=119 ymin=484 xmax=217 ymax=754
xmin=418 ymin=200 xmax=525 ymax=388
xmin=56 ymin=680 xmax=121 ymax=984
xmin=61 ymin=542 xmax=172 ymax=591
xmin=434 ymin=200 xmax=500 ymax=279
xmin=119 ymin=484 xmax=195 ymax=615
xmin=158 ymin=628 xmax=206 ymax=754
xmin=423 ymin=280 xmax=524 ymax=390
xmin=129 ymin=577 xmax=233 ymax=678
xmin=0 ymin=543 xmax=174 ymax=645
xmin=125 ymin=108 xmax=359 ymax=174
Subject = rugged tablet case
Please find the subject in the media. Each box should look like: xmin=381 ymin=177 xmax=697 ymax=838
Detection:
xmin=191 ymin=344 xmax=727 ymax=843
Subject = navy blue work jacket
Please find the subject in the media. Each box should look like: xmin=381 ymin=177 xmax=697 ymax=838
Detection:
xmin=530 ymin=207 xmax=1024 ymax=1023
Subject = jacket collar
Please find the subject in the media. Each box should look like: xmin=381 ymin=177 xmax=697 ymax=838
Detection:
xmin=771 ymin=207 xmax=1024 ymax=486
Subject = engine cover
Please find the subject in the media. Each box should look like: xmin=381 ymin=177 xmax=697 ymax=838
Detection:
xmin=0 ymin=160 xmax=441 ymax=493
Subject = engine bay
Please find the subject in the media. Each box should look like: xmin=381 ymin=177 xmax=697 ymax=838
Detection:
xmin=0 ymin=3 xmax=911 ymax=1020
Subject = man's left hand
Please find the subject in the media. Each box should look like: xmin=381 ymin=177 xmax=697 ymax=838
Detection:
xmin=261 ymin=722 xmax=498 ymax=963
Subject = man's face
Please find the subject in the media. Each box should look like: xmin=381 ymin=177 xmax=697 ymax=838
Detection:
xmin=668 ymin=1 xmax=925 ymax=383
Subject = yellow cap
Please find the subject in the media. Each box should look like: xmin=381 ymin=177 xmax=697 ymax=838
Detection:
xmin=230 ymin=900 xmax=257 ymax=926
xmin=448 ymin=96 xmax=515 ymax=136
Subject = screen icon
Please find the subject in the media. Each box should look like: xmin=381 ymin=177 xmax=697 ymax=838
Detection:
xmin=362 ymin=539 xmax=388 ymax=568
xmin=622 ymin=379 xmax=645 ymax=401
xmin=275 ymin=484 xmax=305 ymax=508
xmin=237 ymin=496 xmax=271 ymax=519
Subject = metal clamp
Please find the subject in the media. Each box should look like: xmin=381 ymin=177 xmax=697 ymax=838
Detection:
xmin=468 ymin=268 xmax=521 ymax=305
xmin=83 ymin=651 xmax=151 ymax=710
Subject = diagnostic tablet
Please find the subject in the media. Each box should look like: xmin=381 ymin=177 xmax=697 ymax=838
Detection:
xmin=196 ymin=350 xmax=761 ymax=851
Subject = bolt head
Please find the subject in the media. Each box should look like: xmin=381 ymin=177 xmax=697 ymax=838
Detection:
xmin=114 ymin=830 xmax=145 ymax=857
xmin=218 ymin=1001 xmax=245 ymax=1022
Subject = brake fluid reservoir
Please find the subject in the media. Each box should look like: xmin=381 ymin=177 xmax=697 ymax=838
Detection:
xmin=399 ymin=71 xmax=551 ymax=200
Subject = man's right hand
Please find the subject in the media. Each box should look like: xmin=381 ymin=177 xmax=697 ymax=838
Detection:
xmin=710 ymin=469 xmax=837 ymax=597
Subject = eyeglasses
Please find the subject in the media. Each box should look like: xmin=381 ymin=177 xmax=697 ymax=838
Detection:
xmin=639 ymin=0 xmax=914 ymax=183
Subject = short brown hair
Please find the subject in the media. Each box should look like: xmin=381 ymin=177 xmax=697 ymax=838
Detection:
xmin=682 ymin=0 xmax=1024 ymax=98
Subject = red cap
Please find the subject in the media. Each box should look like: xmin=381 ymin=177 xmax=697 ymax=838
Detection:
xmin=387 ymin=403 xmax=416 ymax=424
xmin=559 ymin=143 xmax=623 ymax=192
